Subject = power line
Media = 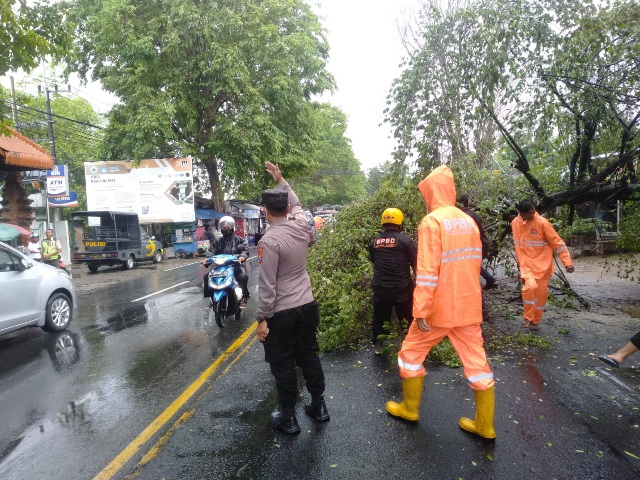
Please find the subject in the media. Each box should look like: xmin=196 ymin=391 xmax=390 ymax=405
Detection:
xmin=0 ymin=98 xmax=105 ymax=130
xmin=10 ymin=107 xmax=103 ymax=144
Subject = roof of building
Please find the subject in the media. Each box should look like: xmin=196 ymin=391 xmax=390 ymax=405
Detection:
xmin=0 ymin=128 xmax=55 ymax=170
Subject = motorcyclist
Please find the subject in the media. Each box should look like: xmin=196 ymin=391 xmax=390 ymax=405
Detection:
xmin=201 ymin=216 xmax=250 ymax=305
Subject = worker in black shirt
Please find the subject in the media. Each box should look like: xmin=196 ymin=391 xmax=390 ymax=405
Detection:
xmin=368 ymin=208 xmax=418 ymax=354
xmin=457 ymin=194 xmax=497 ymax=290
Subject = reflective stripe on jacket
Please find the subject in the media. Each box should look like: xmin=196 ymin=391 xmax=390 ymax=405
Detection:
xmin=511 ymin=212 xmax=572 ymax=279
xmin=413 ymin=166 xmax=483 ymax=327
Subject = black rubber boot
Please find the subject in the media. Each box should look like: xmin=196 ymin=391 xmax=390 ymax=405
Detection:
xmin=304 ymin=394 xmax=330 ymax=422
xmin=270 ymin=405 xmax=300 ymax=434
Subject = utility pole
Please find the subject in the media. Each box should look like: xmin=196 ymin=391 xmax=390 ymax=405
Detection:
xmin=45 ymin=87 xmax=57 ymax=163
xmin=38 ymin=85 xmax=58 ymax=164
xmin=38 ymin=80 xmax=71 ymax=227
xmin=9 ymin=76 xmax=19 ymax=128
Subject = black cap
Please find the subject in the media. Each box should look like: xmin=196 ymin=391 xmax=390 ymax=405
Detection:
xmin=261 ymin=189 xmax=288 ymax=210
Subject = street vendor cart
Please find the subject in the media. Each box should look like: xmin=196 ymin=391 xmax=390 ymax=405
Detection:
xmin=171 ymin=225 xmax=210 ymax=258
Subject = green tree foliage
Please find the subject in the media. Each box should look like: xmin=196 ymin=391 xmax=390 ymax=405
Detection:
xmin=366 ymin=161 xmax=410 ymax=196
xmin=0 ymin=0 xmax=73 ymax=76
xmin=387 ymin=0 xmax=640 ymax=218
xmin=308 ymin=156 xmax=521 ymax=349
xmin=285 ymin=103 xmax=366 ymax=208
xmin=0 ymin=84 xmax=103 ymax=210
xmin=0 ymin=0 xmax=73 ymax=134
xmin=67 ymin=0 xmax=334 ymax=211
xmin=308 ymin=178 xmax=423 ymax=350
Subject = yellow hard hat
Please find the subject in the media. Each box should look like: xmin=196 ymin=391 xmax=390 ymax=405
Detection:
xmin=381 ymin=208 xmax=404 ymax=226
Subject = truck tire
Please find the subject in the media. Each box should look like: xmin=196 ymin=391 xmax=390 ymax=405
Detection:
xmin=123 ymin=254 xmax=135 ymax=270
xmin=153 ymin=250 xmax=162 ymax=263
xmin=88 ymin=263 xmax=100 ymax=273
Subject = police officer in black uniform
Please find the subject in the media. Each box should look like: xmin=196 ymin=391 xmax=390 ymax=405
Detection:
xmin=368 ymin=208 xmax=417 ymax=354
xmin=202 ymin=216 xmax=250 ymax=303
xmin=256 ymin=161 xmax=329 ymax=435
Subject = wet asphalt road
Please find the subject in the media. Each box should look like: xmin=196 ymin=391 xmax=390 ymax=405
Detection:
xmin=0 ymin=256 xmax=639 ymax=479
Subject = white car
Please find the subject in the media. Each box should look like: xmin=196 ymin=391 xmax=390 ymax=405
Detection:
xmin=0 ymin=241 xmax=76 ymax=336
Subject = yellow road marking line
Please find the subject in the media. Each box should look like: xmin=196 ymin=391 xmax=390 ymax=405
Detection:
xmin=123 ymin=409 xmax=195 ymax=480
xmin=94 ymin=323 xmax=258 ymax=480
xmin=222 ymin=337 xmax=258 ymax=376
xmin=125 ymin=336 xmax=260 ymax=479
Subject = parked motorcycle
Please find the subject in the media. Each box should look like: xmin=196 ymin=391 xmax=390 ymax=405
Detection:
xmin=58 ymin=259 xmax=71 ymax=277
xmin=204 ymin=254 xmax=245 ymax=328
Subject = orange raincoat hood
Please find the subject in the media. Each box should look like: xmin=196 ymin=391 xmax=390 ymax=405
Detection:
xmin=418 ymin=165 xmax=456 ymax=212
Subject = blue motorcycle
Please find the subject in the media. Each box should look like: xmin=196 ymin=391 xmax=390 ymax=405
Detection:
xmin=204 ymin=254 xmax=245 ymax=328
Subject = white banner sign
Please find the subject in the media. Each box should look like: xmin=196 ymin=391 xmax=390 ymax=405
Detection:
xmin=84 ymin=158 xmax=195 ymax=224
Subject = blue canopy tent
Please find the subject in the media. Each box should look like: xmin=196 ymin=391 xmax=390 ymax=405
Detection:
xmin=195 ymin=208 xmax=225 ymax=220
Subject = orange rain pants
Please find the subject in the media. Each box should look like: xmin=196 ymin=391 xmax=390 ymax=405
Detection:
xmin=521 ymin=276 xmax=550 ymax=325
xmin=397 ymin=321 xmax=494 ymax=391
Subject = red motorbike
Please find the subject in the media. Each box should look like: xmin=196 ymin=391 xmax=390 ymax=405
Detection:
xmin=58 ymin=259 xmax=71 ymax=276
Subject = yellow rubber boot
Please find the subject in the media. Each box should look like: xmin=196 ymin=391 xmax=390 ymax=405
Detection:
xmin=385 ymin=376 xmax=424 ymax=422
xmin=459 ymin=386 xmax=496 ymax=440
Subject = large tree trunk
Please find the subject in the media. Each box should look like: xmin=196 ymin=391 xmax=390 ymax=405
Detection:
xmin=204 ymin=157 xmax=224 ymax=213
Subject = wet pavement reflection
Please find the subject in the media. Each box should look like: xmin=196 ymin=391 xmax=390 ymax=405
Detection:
xmin=0 ymin=261 xmax=257 ymax=479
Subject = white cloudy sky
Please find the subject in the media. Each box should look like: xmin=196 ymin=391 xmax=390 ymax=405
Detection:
xmin=314 ymin=0 xmax=418 ymax=172
xmin=4 ymin=0 xmax=419 ymax=173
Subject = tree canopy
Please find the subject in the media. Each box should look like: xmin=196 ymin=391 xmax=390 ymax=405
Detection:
xmin=0 ymin=0 xmax=74 ymax=135
xmin=67 ymin=0 xmax=336 ymax=211
xmin=0 ymin=0 xmax=73 ymax=76
xmin=0 ymin=84 xmax=103 ymax=209
xmin=286 ymin=103 xmax=366 ymax=208
xmin=386 ymin=0 xmax=640 ymax=220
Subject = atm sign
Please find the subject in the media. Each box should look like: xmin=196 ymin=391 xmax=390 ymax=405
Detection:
xmin=86 ymin=241 xmax=106 ymax=247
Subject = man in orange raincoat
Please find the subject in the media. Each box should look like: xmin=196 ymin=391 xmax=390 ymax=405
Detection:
xmin=512 ymin=199 xmax=575 ymax=331
xmin=386 ymin=165 xmax=496 ymax=441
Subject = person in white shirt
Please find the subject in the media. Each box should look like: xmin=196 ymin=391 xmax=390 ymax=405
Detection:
xmin=28 ymin=234 xmax=42 ymax=261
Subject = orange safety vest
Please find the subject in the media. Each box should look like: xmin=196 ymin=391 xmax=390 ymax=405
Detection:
xmin=413 ymin=166 xmax=483 ymax=328
xmin=511 ymin=212 xmax=573 ymax=280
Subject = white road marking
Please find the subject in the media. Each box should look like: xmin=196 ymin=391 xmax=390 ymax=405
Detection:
xmin=131 ymin=281 xmax=191 ymax=302
xmin=163 ymin=262 xmax=199 ymax=272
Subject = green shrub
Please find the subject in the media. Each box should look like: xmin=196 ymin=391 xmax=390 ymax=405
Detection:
xmin=617 ymin=196 xmax=640 ymax=253
xmin=308 ymin=180 xmax=422 ymax=350
xmin=308 ymin=161 xmax=513 ymax=352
